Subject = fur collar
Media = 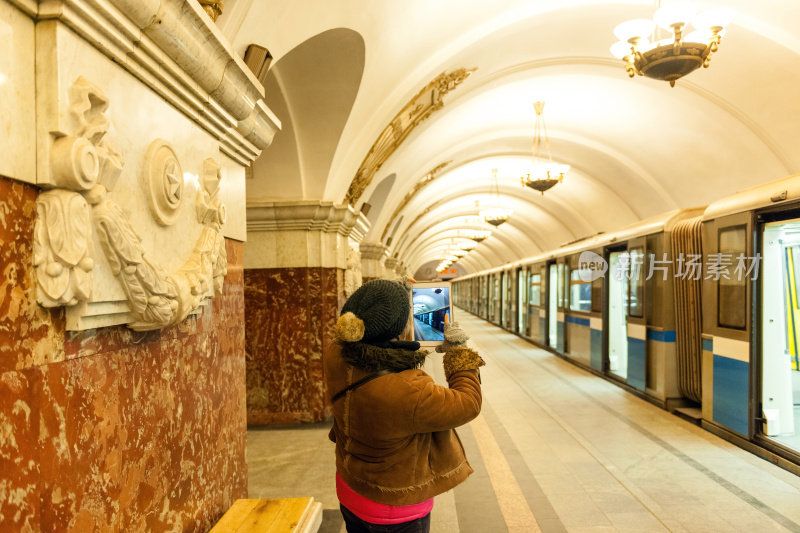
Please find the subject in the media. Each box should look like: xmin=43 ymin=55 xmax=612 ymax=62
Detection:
xmin=340 ymin=342 xmax=428 ymax=373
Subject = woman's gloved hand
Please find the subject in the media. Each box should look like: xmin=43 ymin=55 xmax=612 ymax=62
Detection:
xmin=437 ymin=323 xmax=485 ymax=379
xmin=435 ymin=322 xmax=469 ymax=353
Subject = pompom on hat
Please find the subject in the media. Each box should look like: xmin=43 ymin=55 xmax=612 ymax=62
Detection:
xmin=334 ymin=279 xmax=411 ymax=345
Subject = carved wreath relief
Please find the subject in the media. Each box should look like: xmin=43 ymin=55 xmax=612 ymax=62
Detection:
xmin=34 ymin=76 xmax=229 ymax=331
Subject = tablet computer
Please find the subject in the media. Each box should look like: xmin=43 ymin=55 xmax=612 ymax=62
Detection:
xmin=411 ymin=281 xmax=453 ymax=346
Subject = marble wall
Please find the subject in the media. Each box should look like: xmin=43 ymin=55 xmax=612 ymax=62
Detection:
xmin=244 ymin=267 xmax=345 ymax=425
xmin=0 ymin=176 xmax=246 ymax=532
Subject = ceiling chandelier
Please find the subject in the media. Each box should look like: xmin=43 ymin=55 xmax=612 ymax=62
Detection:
xmin=610 ymin=1 xmax=735 ymax=87
xmin=467 ymin=229 xmax=490 ymax=243
xmin=482 ymin=169 xmax=512 ymax=227
xmin=466 ymin=203 xmax=492 ymax=242
xmin=521 ymin=101 xmax=569 ymax=195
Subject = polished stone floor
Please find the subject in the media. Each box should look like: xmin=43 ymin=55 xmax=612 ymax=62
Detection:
xmin=247 ymin=310 xmax=800 ymax=532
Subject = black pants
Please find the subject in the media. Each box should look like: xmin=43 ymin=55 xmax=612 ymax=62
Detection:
xmin=340 ymin=504 xmax=431 ymax=533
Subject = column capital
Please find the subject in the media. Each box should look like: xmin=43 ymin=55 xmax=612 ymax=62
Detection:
xmin=247 ymin=201 xmax=369 ymax=236
xmin=245 ymin=202 xmax=370 ymax=269
xmin=359 ymin=242 xmax=388 ymax=261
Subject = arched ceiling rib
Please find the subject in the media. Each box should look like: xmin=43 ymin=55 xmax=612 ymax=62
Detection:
xmin=230 ymin=1 xmax=800 ymax=276
xmin=401 ymin=223 xmax=534 ymax=272
xmin=374 ymin=149 xmax=644 ymax=251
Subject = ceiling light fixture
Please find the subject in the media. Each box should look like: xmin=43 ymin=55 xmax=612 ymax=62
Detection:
xmin=482 ymin=169 xmax=512 ymax=227
xmin=610 ymin=1 xmax=735 ymax=87
xmin=468 ymin=230 xmax=490 ymax=243
xmin=466 ymin=203 xmax=492 ymax=242
xmin=521 ymin=101 xmax=568 ymax=195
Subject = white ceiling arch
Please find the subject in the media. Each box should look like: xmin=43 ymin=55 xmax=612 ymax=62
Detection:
xmin=227 ymin=0 xmax=800 ymax=276
xmin=370 ymin=145 xmax=646 ymax=251
xmin=391 ymin=192 xmax=574 ymax=258
xmin=400 ymin=222 xmax=532 ymax=273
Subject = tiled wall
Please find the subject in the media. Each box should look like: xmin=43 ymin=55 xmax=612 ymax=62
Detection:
xmin=244 ymin=267 xmax=345 ymax=425
xmin=0 ymin=177 xmax=247 ymax=532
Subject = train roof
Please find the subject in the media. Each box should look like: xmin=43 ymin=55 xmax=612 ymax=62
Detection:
xmin=703 ymin=174 xmax=800 ymax=221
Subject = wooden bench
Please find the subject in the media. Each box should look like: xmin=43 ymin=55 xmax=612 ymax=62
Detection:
xmin=210 ymin=498 xmax=323 ymax=533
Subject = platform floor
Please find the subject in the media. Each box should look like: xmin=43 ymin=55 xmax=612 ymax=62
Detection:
xmin=247 ymin=310 xmax=800 ymax=532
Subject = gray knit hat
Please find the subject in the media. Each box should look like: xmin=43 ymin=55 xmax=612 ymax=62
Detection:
xmin=336 ymin=279 xmax=410 ymax=344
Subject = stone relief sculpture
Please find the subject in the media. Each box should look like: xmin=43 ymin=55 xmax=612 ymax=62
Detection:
xmin=343 ymin=68 xmax=475 ymax=207
xmin=143 ymin=139 xmax=184 ymax=226
xmin=33 ymin=190 xmax=94 ymax=306
xmin=198 ymin=0 xmax=224 ymax=21
xmin=344 ymin=247 xmax=363 ymax=298
xmin=35 ymin=76 xmax=228 ymax=331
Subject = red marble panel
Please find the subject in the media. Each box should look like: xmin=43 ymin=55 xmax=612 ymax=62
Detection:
xmin=0 ymin=218 xmax=246 ymax=532
xmin=0 ymin=178 xmax=63 ymax=373
xmin=37 ymin=352 xmax=125 ymax=532
xmin=0 ymin=369 xmax=40 ymax=533
xmin=244 ymin=266 xmax=344 ymax=425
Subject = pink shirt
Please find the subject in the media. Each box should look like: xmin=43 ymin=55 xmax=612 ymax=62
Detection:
xmin=336 ymin=472 xmax=434 ymax=524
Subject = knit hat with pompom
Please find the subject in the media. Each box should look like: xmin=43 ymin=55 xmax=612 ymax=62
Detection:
xmin=334 ymin=279 xmax=410 ymax=345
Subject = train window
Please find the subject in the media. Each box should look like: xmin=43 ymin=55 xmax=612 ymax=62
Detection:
xmin=629 ymin=247 xmax=644 ymax=317
xmin=569 ymin=268 xmax=592 ymax=311
xmin=529 ymin=274 xmax=542 ymax=306
xmin=558 ymin=264 xmax=566 ymax=308
xmin=718 ymin=225 xmax=746 ymax=329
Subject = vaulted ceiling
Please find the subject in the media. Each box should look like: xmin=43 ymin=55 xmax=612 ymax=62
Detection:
xmin=219 ymin=0 xmax=800 ymax=276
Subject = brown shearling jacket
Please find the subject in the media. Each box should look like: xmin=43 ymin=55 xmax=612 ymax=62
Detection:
xmin=325 ymin=343 xmax=482 ymax=506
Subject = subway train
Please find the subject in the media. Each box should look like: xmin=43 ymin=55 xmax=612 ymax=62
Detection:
xmin=452 ymin=174 xmax=800 ymax=471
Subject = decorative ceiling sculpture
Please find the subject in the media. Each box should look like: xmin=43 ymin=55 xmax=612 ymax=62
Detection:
xmin=380 ymin=161 xmax=451 ymax=243
xmin=344 ymin=68 xmax=475 ymax=207
xmin=34 ymin=76 xmax=228 ymax=331
xmin=198 ymin=0 xmax=224 ymax=22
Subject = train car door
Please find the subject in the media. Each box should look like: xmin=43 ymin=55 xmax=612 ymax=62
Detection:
xmin=500 ymin=271 xmax=506 ymax=327
xmin=703 ymin=212 xmax=752 ymax=438
xmin=607 ymin=247 xmax=629 ymax=381
xmin=759 ymin=215 xmax=800 ymax=456
xmin=547 ymin=262 xmax=558 ymax=349
xmin=490 ymin=273 xmax=500 ymax=325
xmin=626 ymin=237 xmax=647 ymax=391
xmin=517 ymin=267 xmax=527 ymax=335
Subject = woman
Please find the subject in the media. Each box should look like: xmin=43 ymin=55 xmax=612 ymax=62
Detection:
xmin=325 ymin=279 xmax=485 ymax=532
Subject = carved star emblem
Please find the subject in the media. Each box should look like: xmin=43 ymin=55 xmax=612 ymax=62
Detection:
xmin=165 ymin=160 xmax=181 ymax=202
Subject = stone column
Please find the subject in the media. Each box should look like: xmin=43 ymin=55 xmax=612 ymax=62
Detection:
xmin=383 ymin=257 xmax=399 ymax=280
xmin=359 ymin=242 xmax=388 ymax=283
xmin=244 ymin=202 xmax=369 ymax=425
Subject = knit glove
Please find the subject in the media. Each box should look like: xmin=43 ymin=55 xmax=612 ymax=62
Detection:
xmin=436 ymin=323 xmax=485 ymax=379
xmin=435 ymin=322 xmax=469 ymax=353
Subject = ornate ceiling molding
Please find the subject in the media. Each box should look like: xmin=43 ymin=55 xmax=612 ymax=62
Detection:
xmin=379 ymin=161 xmax=451 ymax=243
xmin=198 ymin=0 xmax=223 ymax=22
xmin=343 ymin=68 xmax=475 ymax=207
